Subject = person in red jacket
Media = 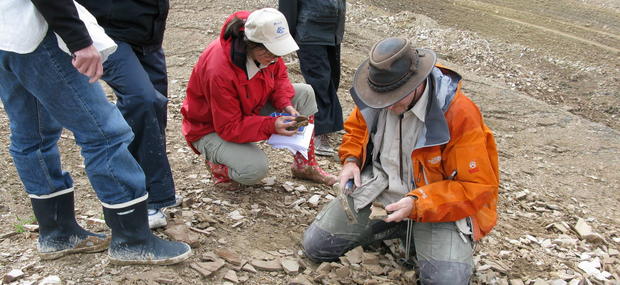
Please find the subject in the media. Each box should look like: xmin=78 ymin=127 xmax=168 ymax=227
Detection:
xmin=302 ymin=38 xmax=499 ymax=284
xmin=181 ymin=8 xmax=337 ymax=188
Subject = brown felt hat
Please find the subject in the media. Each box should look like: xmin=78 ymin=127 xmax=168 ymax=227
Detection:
xmin=352 ymin=37 xmax=436 ymax=108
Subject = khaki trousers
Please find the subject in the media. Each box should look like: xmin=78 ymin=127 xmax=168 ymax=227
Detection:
xmin=192 ymin=83 xmax=317 ymax=185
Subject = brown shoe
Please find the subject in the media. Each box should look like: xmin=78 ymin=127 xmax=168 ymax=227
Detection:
xmin=291 ymin=165 xmax=337 ymax=186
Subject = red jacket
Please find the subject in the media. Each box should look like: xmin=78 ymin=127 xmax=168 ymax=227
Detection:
xmin=181 ymin=11 xmax=295 ymax=150
xmin=339 ymin=65 xmax=499 ymax=240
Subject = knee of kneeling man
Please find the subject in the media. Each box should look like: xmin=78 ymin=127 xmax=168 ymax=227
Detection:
xmin=302 ymin=224 xmax=341 ymax=263
xmin=302 ymin=229 xmax=325 ymax=263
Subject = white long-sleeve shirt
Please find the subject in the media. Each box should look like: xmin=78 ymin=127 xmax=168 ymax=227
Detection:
xmin=0 ymin=0 xmax=48 ymax=54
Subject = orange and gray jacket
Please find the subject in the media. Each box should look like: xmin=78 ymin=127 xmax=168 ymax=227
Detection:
xmin=339 ymin=65 xmax=499 ymax=240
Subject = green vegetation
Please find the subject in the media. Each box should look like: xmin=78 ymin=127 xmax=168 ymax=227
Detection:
xmin=14 ymin=215 xmax=37 ymax=233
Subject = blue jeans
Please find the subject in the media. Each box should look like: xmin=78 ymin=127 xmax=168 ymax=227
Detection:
xmin=102 ymin=41 xmax=175 ymax=209
xmin=0 ymin=31 xmax=146 ymax=205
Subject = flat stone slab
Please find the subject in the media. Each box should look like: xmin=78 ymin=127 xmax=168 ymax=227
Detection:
xmin=369 ymin=202 xmax=388 ymax=220
xmin=250 ymin=259 xmax=282 ymax=272
xmin=280 ymin=259 xmax=299 ymax=274
xmin=216 ymin=248 xmax=242 ymax=265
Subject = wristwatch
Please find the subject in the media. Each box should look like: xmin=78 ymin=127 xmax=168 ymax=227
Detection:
xmin=344 ymin=156 xmax=359 ymax=165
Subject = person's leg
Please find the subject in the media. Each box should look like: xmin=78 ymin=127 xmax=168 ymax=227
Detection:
xmin=411 ymin=221 xmax=474 ymax=284
xmin=192 ymin=133 xmax=269 ymax=186
xmin=0 ymin=53 xmax=109 ymax=260
xmin=137 ymin=47 xmax=168 ymax=98
xmin=0 ymin=33 xmax=144 ymax=204
xmin=0 ymin=82 xmax=71 ymax=195
xmin=329 ymin=44 xmax=342 ymax=93
xmin=303 ymin=196 xmax=402 ymax=262
xmin=0 ymin=32 xmax=190 ymax=264
xmin=297 ymin=45 xmax=343 ymax=135
xmin=102 ymin=41 xmax=175 ymax=210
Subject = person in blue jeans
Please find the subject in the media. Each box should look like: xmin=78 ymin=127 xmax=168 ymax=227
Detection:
xmin=0 ymin=0 xmax=190 ymax=264
xmin=75 ymin=0 xmax=179 ymax=229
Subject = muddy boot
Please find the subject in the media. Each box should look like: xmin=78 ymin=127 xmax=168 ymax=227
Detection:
xmin=30 ymin=189 xmax=109 ymax=260
xmin=103 ymin=198 xmax=191 ymax=265
xmin=206 ymin=160 xmax=242 ymax=190
xmin=291 ymin=116 xmax=337 ymax=185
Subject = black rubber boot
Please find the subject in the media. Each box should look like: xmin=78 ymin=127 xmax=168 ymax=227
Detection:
xmin=30 ymin=189 xmax=109 ymax=260
xmin=103 ymin=199 xmax=191 ymax=265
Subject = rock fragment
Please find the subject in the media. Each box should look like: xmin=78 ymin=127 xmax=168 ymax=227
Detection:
xmin=251 ymin=259 xmax=282 ymax=271
xmin=316 ymin=262 xmax=333 ymax=274
xmin=574 ymin=218 xmax=592 ymax=238
xmin=369 ymin=202 xmax=388 ymax=220
xmin=3 ymin=269 xmax=24 ymax=283
xmin=307 ymin=195 xmax=321 ymax=207
xmin=262 ymin=176 xmax=276 ymax=186
xmin=281 ymin=259 xmax=300 ymax=274
xmin=190 ymin=259 xmax=226 ymax=278
xmin=223 ymin=270 xmax=238 ymax=283
xmin=288 ymin=274 xmax=313 ymax=285
xmin=242 ymin=263 xmax=257 ymax=273
xmin=216 ymin=248 xmax=242 ymax=266
xmin=163 ymin=223 xmax=201 ymax=248
xmin=344 ymin=246 xmax=364 ymax=264
xmin=509 ymin=279 xmax=525 ymax=285
xmin=39 ymin=275 xmax=61 ymax=284
xmin=228 ymin=210 xmax=244 ymax=221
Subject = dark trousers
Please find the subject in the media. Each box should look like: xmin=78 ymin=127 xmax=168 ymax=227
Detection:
xmin=297 ymin=44 xmax=343 ymax=135
xmin=102 ymin=41 xmax=175 ymax=209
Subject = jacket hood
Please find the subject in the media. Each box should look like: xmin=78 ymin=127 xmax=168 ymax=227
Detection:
xmin=218 ymin=10 xmax=250 ymax=56
xmin=350 ymin=65 xmax=462 ymax=149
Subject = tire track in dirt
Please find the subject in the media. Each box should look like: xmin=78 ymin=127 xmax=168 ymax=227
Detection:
xmin=454 ymin=0 xmax=620 ymax=54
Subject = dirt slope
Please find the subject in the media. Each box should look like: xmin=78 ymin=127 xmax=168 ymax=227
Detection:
xmin=0 ymin=0 xmax=618 ymax=284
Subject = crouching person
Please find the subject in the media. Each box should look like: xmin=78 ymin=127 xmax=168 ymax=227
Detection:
xmin=302 ymin=37 xmax=499 ymax=284
xmin=0 ymin=0 xmax=190 ymax=265
xmin=181 ymin=8 xmax=337 ymax=189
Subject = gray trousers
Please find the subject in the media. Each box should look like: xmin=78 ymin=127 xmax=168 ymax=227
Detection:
xmin=303 ymin=196 xmax=474 ymax=285
xmin=192 ymin=83 xmax=317 ymax=185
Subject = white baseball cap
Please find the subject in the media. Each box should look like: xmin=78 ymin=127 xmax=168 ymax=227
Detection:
xmin=245 ymin=8 xmax=299 ymax=56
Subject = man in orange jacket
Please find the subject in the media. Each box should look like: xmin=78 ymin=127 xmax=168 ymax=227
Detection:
xmin=302 ymin=37 xmax=499 ymax=284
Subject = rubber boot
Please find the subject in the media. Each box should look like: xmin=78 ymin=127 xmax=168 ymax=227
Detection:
xmin=206 ymin=160 xmax=241 ymax=190
xmin=30 ymin=189 xmax=109 ymax=260
xmin=103 ymin=198 xmax=191 ymax=265
xmin=291 ymin=116 xmax=337 ymax=186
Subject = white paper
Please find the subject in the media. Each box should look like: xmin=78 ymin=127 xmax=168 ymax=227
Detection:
xmin=267 ymin=123 xmax=314 ymax=159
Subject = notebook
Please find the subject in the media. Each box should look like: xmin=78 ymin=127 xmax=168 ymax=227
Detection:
xmin=267 ymin=122 xmax=314 ymax=159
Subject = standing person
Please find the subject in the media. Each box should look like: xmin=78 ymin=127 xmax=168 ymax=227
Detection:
xmin=279 ymin=0 xmax=346 ymax=156
xmin=181 ymin=8 xmax=337 ymax=188
xmin=75 ymin=0 xmax=178 ymax=228
xmin=302 ymin=38 xmax=499 ymax=284
xmin=0 ymin=0 xmax=190 ymax=264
